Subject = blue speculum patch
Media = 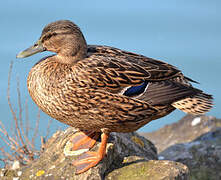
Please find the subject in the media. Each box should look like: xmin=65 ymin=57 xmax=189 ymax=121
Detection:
xmin=123 ymin=81 xmax=148 ymax=97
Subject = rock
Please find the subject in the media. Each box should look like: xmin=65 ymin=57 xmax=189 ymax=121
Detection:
xmin=0 ymin=127 xmax=191 ymax=179
xmin=143 ymin=115 xmax=221 ymax=180
xmin=106 ymin=160 xmax=189 ymax=180
xmin=142 ymin=115 xmax=221 ymax=153
xmin=1 ymin=128 xmax=159 ymax=180
xmin=5 ymin=114 xmax=221 ymax=179
xmin=160 ymin=127 xmax=221 ymax=180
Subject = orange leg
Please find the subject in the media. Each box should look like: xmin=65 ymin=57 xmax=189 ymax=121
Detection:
xmin=72 ymin=132 xmax=109 ymax=174
xmin=70 ymin=131 xmax=100 ymax=151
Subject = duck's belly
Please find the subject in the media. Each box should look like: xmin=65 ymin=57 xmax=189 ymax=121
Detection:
xmin=27 ymin=79 xmax=144 ymax=132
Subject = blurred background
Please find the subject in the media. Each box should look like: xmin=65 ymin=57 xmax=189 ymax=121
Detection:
xmin=0 ymin=0 xmax=220 ymax=145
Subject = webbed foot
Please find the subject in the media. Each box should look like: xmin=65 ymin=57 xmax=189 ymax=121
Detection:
xmin=72 ymin=133 xmax=109 ymax=174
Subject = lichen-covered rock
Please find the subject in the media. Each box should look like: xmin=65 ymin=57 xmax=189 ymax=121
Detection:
xmin=1 ymin=128 xmax=158 ymax=180
xmin=143 ymin=115 xmax=221 ymax=153
xmin=160 ymin=128 xmax=221 ymax=180
xmin=106 ymin=160 xmax=189 ymax=180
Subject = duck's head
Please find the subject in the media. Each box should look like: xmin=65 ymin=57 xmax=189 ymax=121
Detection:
xmin=17 ymin=20 xmax=87 ymax=63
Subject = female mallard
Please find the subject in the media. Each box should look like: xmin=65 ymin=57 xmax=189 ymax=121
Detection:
xmin=17 ymin=20 xmax=213 ymax=174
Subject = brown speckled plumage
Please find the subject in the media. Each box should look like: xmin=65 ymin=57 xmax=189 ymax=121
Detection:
xmin=17 ymin=20 xmax=213 ymax=173
xmin=17 ymin=20 xmax=213 ymax=132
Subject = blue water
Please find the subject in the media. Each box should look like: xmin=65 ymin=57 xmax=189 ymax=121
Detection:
xmin=0 ymin=1 xmax=220 ymax=161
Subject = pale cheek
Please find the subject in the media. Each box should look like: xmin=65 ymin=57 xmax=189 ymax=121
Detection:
xmin=44 ymin=40 xmax=58 ymax=52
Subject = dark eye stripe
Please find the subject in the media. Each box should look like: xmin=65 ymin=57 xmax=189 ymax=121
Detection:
xmin=41 ymin=31 xmax=72 ymax=43
xmin=41 ymin=32 xmax=57 ymax=43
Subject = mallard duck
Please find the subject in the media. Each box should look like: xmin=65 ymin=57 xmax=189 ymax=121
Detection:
xmin=17 ymin=20 xmax=213 ymax=174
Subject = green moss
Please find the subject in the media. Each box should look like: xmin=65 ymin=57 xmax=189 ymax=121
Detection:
xmin=106 ymin=161 xmax=189 ymax=180
xmin=1 ymin=169 xmax=17 ymax=178
xmin=107 ymin=162 xmax=151 ymax=180
xmin=214 ymin=118 xmax=221 ymax=127
xmin=131 ymin=136 xmax=144 ymax=148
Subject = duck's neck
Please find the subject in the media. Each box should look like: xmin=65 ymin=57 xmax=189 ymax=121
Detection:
xmin=56 ymin=36 xmax=87 ymax=64
xmin=56 ymin=52 xmax=86 ymax=65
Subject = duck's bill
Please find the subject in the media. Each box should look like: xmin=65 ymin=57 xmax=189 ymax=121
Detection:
xmin=16 ymin=41 xmax=45 ymax=58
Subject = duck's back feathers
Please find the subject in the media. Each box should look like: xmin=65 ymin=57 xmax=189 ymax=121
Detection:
xmin=87 ymin=45 xmax=181 ymax=81
xmin=78 ymin=45 xmax=182 ymax=93
xmin=83 ymin=45 xmax=213 ymax=115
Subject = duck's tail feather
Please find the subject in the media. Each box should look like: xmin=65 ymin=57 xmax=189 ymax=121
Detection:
xmin=172 ymin=92 xmax=213 ymax=114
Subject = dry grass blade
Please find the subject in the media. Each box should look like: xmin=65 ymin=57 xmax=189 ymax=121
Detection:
xmin=0 ymin=148 xmax=15 ymax=162
xmin=25 ymin=97 xmax=30 ymax=138
xmin=45 ymin=118 xmax=52 ymax=140
xmin=31 ymin=108 xmax=40 ymax=150
xmin=0 ymin=121 xmax=18 ymax=149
